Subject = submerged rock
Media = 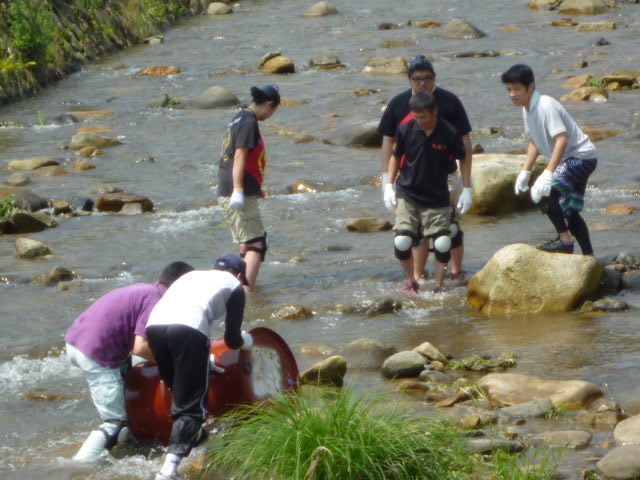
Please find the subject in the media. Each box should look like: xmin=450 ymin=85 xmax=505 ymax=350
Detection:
xmin=302 ymin=1 xmax=338 ymax=17
xmin=71 ymin=132 xmax=122 ymax=150
xmin=558 ymin=0 xmax=608 ymax=15
xmin=442 ymin=18 xmax=486 ymax=39
xmin=15 ymin=237 xmax=51 ymax=258
xmin=96 ymin=192 xmax=154 ymax=213
xmin=362 ymin=57 xmax=407 ymax=75
xmin=184 ymin=86 xmax=239 ymax=109
xmin=337 ymin=337 xmax=397 ymax=369
xmin=345 ymin=217 xmax=392 ymax=232
xmin=7 ymin=157 xmax=59 ymax=171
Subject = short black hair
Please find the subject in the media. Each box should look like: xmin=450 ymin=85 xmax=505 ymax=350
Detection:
xmin=158 ymin=261 xmax=194 ymax=287
xmin=501 ymin=64 xmax=535 ymax=87
xmin=408 ymin=55 xmax=435 ymax=77
xmin=409 ymin=91 xmax=437 ymax=112
xmin=250 ymin=85 xmax=281 ymax=106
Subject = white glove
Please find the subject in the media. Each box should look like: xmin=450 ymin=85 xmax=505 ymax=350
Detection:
xmin=514 ymin=170 xmax=531 ymax=195
xmin=530 ymin=170 xmax=553 ymax=204
xmin=383 ymin=183 xmax=396 ymax=211
xmin=229 ymin=188 xmax=245 ymax=210
xmin=381 ymin=173 xmax=389 ymax=195
xmin=456 ymin=187 xmax=473 ymax=216
xmin=209 ymin=353 xmax=225 ymax=373
xmin=240 ymin=331 xmax=253 ymax=351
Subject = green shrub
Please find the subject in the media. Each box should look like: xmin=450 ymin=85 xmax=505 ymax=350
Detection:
xmin=0 ymin=196 xmax=16 ymax=218
xmin=7 ymin=0 xmax=56 ymax=64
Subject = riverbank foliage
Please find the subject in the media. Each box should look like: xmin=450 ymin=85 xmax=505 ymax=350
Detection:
xmin=0 ymin=0 xmax=207 ymax=104
xmin=204 ymin=387 xmax=558 ymax=480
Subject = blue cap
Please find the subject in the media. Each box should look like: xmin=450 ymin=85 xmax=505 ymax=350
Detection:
xmin=257 ymin=84 xmax=280 ymax=102
xmin=215 ymin=253 xmax=249 ymax=285
xmin=408 ymin=55 xmax=435 ymax=76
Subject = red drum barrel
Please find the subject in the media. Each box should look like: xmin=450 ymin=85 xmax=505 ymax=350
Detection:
xmin=124 ymin=327 xmax=299 ymax=443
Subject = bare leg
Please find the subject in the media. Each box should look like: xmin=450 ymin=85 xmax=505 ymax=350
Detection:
xmin=449 ymin=244 xmax=464 ymax=277
xmin=434 ymin=260 xmax=446 ymax=289
xmin=411 ymin=241 xmax=429 ymax=282
xmin=239 ymin=243 xmax=262 ymax=293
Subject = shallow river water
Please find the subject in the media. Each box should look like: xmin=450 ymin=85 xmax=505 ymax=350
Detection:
xmin=1 ymin=0 xmax=640 ymax=478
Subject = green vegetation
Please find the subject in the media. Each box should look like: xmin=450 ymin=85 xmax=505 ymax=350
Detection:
xmin=149 ymin=93 xmax=181 ymax=107
xmin=0 ymin=197 xmax=16 ymax=218
xmin=586 ymin=76 xmax=605 ymax=88
xmin=204 ymin=387 xmax=558 ymax=480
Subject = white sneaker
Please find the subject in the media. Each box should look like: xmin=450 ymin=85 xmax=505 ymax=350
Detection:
xmin=73 ymin=430 xmax=108 ymax=462
xmin=154 ymin=473 xmax=185 ymax=480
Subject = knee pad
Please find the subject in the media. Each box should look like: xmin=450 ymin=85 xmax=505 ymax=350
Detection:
xmin=449 ymin=222 xmax=463 ymax=249
xmin=100 ymin=421 xmax=129 ymax=450
xmin=393 ymin=232 xmax=413 ymax=260
xmin=244 ymin=233 xmax=268 ymax=261
xmin=433 ymin=233 xmax=451 ymax=263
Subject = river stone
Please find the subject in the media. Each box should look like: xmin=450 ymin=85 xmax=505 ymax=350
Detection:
xmin=15 ymin=237 xmax=51 ymax=258
xmin=309 ymin=54 xmax=343 ymax=70
xmin=345 ymin=217 xmax=392 ymax=232
xmin=559 ymin=86 xmax=609 ymax=102
xmin=467 ymin=243 xmax=604 ymax=315
xmin=382 ymin=351 xmax=426 ymax=378
xmin=71 ymin=160 xmax=96 ymax=171
xmin=529 ymin=0 xmax=560 ymax=9
xmin=622 ymin=271 xmax=640 ymax=291
xmin=298 ymin=342 xmax=337 ymax=357
xmin=558 ymin=0 xmax=608 ymax=15
xmin=412 ymin=341 xmax=447 ymax=363
xmin=419 ymin=369 xmax=451 ymax=383
xmin=602 ymin=73 xmax=640 ymax=88
xmin=137 ymin=65 xmax=181 ymax=75
xmin=37 ymin=265 xmax=75 ymax=286
xmin=478 ymin=373 xmax=603 ymax=409
xmin=186 ymin=86 xmax=239 ymax=109
xmin=466 ymin=438 xmax=524 ymax=454
xmin=616 ymin=251 xmax=640 ymax=269
xmin=51 ymin=200 xmax=71 ymax=215
xmin=261 ymin=55 xmax=295 ymax=74
xmin=70 ymin=196 xmax=94 ymax=212
xmin=396 ymin=380 xmax=430 ymax=395
xmin=32 ymin=165 xmax=69 ymax=177
xmin=336 ymin=120 xmax=382 ymax=147
xmin=582 ymin=125 xmax=624 ymax=142
xmin=575 ymin=20 xmax=616 ymax=32
xmin=302 ymin=1 xmax=338 ymax=17
xmin=542 ymin=430 xmax=593 ymax=448
xmin=588 ymin=297 xmax=629 ymax=312
xmin=561 ymin=73 xmax=591 ymax=89
xmin=71 ymin=132 xmax=122 ymax=149
xmin=500 ymin=398 xmax=553 ymax=418
xmin=270 ymin=304 xmax=313 ymax=320
xmin=600 ymin=267 xmax=623 ymax=294
xmin=340 ymin=298 xmax=401 ymax=316
xmin=362 ymin=57 xmax=407 ymax=75
xmin=13 ymin=191 xmax=48 ymax=212
xmin=597 ymin=445 xmax=640 ymax=480
xmin=291 ymin=133 xmax=315 ymax=144
xmin=442 ymin=18 xmax=487 ymax=39
xmin=299 ymin=355 xmax=346 ymax=387
xmin=96 ymin=192 xmax=154 ymax=213
xmin=7 ymin=157 xmax=59 ymax=171
xmin=0 ymin=211 xmax=57 ymax=234
xmin=207 ymin=2 xmax=232 ymax=14
xmin=336 ymin=337 xmax=397 ymax=369
xmin=5 ymin=172 xmax=31 ymax=186
xmin=614 ymin=414 xmax=640 ymax=445
xmin=606 ymin=204 xmax=636 ymax=215
xmin=469 ymin=153 xmax=546 ymax=214
xmin=120 ymin=203 xmax=144 ymax=215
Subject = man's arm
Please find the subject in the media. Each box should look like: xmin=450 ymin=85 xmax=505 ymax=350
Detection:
xmin=387 ymin=154 xmax=400 ymax=185
xmin=380 ymin=135 xmax=395 ymax=173
xmin=546 ymin=133 xmax=568 ymax=172
xmin=132 ymin=335 xmax=155 ymax=362
xmin=459 ymin=133 xmax=472 ymax=187
xmin=232 ymin=147 xmax=249 ymax=188
xmin=224 ymin=285 xmax=245 ymax=349
xmin=522 ymin=140 xmax=540 ymax=171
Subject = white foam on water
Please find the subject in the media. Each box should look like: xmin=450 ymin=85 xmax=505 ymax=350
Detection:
xmin=151 ymin=206 xmax=221 ymax=234
xmin=251 ymin=346 xmax=284 ymax=400
xmin=0 ymin=354 xmax=80 ymax=393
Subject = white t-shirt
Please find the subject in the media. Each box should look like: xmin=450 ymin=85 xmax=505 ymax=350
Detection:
xmin=523 ymin=91 xmax=596 ymax=161
xmin=146 ymin=269 xmax=241 ymax=338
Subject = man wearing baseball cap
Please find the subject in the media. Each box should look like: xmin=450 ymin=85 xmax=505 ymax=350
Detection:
xmin=146 ymin=253 xmax=253 ymax=480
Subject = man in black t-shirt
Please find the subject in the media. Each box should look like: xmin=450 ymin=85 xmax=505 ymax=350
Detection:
xmin=378 ymin=55 xmax=473 ymax=283
xmin=383 ymin=92 xmax=469 ymax=293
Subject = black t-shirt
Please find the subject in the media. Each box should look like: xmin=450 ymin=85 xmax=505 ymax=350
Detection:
xmin=218 ymin=109 xmax=262 ymax=197
xmin=378 ymin=87 xmax=472 ymax=138
xmin=394 ymin=118 xmax=466 ymax=208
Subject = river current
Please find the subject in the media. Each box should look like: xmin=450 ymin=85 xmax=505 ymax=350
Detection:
xmin=1 ymin=0 xmax=640 ymax=478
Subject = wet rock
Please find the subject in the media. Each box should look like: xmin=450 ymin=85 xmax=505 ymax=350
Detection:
xmin=602 ymin=72 xmax=639 ymax=88
xmin=76 ymin=146 xmax=102 ymax=157
xmin=440 ymin=405 xmax=498 ymax=426
xmin=561 ymin=74 xmax=592 ymax=89
xmin=0 ymin=211 xmax=57 ymax=234
xmin=49 ymin=114 xmax=79 ymax=125
xmin=442 ymin=18 xmax=487 ymax=39
xmin=5 ymin=172 xmax=30 ymax=187
xmin=207 ymin=2 xmax=232 ymax=14
xmin=15 ymin=237 xmax=51 ymax=258
xmin=288 ymin=181 xmax=319 ymax=193
xmin=298 ymin=342 xmax=337 ymax=357
xmin=596 ymin=445 xmax=640 ymax=480
xmin=559 ymin=87 xmax=609 ymax=102
xmin=51 ymin=200 xmax=72 ymax=215
xmin=70 ymin=132 xmax=122 ymax=150
xmin=377 ymin=22 xmax=398 ymax=30
xmin=71 ymin=160 xmax=96 ymax=171
xmin=96 ymin=192 xmax=154 ymax=213
xmin=7 ymin=157 xmax=59 ymax=171
xmin=120 ymin=203 xmax=144 ymax=215
xmin=336 ymin=337 xmax=397 ymax=369
xmin=558 ymin=0 xmax=608 ymax=15
xmin=91 ymin=185 xmax=123 ymax=195
xmin=70 ymin=196 xmax=94 ymax=212
xmin=529 ymin=0 xmax=561 ymax=9
xmin=353 ymin=88 xmax=379 ymax=96
xmin=261 ymin=55 xmax=295 ymax=74
xmin=419 ymin=369 xmax=451 ymax=383
xmin=270 ymin=304 xmax=313 ymax=320
xmin=396 ymin=379 xmax=430 ymax=395
xmin=382 ymin=351 xmax=426 ymax=379
xmin=379 ymin=39 xmax=416 ymax=49
xmin=466 ymin=438 xmax=524 ymax=454
xmin=452 ymin=50 xmax=500 ymax=58
xmin=606 ymin=204 xmax=636 ymax=215
xmin=302 ymin=1 xmax=338 ymax=17
xmin=622 ymin=271 xmax=640 ymax=291
xmin=452 ymin=353 xmax=517 ymax=372
xmin=32 ymin=166 xmax=69 ymax=177
xmin=340 ymin=298 xmax=401 ymax=316
xmin=36 ymin=265 xmax=75 ymax=286
xmin=13 ymin=191 xmax=48 ymax=212
xmin=144 ymin=35 xmax=163 ymax=44
xmin=137 ymin=66 xmax=181 ymax=76
xmin=478 ymin=373 xmax=603 ymax=409
xmin=542 ymin=430 xmax=593 ymax=449
xmin=309 ymin=54 xmax=343 ymax=70
xmin=600 ymin=267 xmax=623 ymax=294
xmin=291 ymin=133 xmax=315 ymax=144
xmin=614 ymin=414 xmax=640 ymax=445
xmin=412 ymin=341 xmax=447 ymax=363
xmin=500 ymin=398 xmax=554 ymax=419
xmin=336 ymin=120 xmax=382 ymax=147
xmin=468 ymin=243 xmax=604 ymax=315
xmin=616 ymin=251 xmax=640 ymax=269
xmin=587 ymin=297 xmax=629 ymax=312
xmin=469 ymin=153 xmax=546 ymax=214
xmin=416 ymin=20 xmax=442 ymax=28
xmin=362 ymin=57 xmax=407 ymax=75
xmin=582 ymin=125 xmax=624 ymax=142
xmin=345 ymin=217 xmax=392 ymax=232
xmin=299 ymin=355 xmax=346 ymax=387
xmin=575 ymin=20 xmax=616 ymax=31
xmin=594 ymin=37 xmax=611 ymax=46
xmin=185 ymin=86 xmax=239 ymax=109
xmin=575 ymin=410 xmax=624 ymax=429
xmin=552 ymin=17 xmax=579 ymax=26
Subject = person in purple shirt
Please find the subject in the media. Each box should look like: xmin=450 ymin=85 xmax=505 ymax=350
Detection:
xmin=65 ymin=261 xmax=194 ymax=463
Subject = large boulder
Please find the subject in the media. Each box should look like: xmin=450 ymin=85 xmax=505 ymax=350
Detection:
xmin=478 ymin=373 xmax=603 ymax=410
xmin=184 ymin=86 xmax=239 ymax=109
xmin=362 ymin=57 xmax=407 ymax=75
xmin=614 ymin=414 xmax=640 ymax=445
xmin=597 ymin=446 xmax=640 ymax=480
xmin=469 ymin=153 xmax=546 ymax=214
xmin=299 ymin=355 xmax=347 ymax=387
xmin=442 ymin=18 xmax=486 ymax=39
xmin=260 ymin=55 xmax=295 ymax=74
xmin=336 ymin=338 xmax=397 ymax=369
xmin=558 ymin=0 xmax=608 ymax=15
xmin=468 ymin=243 xmax=604 ymax=315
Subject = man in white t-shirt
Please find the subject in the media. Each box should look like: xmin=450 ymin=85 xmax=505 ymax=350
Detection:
xmin=501 ymin=64 xmax=597 ymax=255
xmin=146 ymin=254 xmax=253 ymax=480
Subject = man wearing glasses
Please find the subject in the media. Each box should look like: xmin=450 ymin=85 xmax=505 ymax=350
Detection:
xmin=377 ymin=55 xmax=473 ymax=288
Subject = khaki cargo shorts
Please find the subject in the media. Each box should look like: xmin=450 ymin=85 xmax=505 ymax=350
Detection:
xmin=394 ymin=198 xmax=452 ymax=239
xmin=218 ymin=195 xmax=265 ymax=244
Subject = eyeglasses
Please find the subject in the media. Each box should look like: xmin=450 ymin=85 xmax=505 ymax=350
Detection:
xmin=410 ymin=75 xmax=435 ymax=83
